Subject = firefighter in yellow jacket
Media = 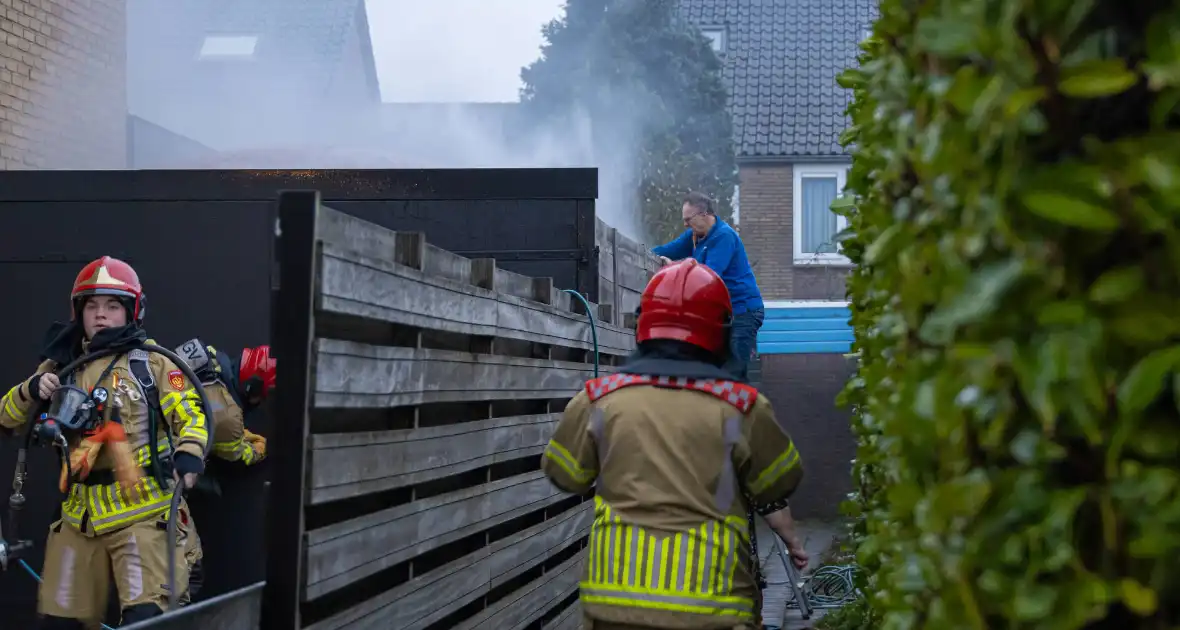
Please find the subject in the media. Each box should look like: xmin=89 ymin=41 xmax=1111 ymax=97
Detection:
xmin=0 ymin=256 xmax=208 ymax=629
xmin=542 ymin=259 xmax=804 ymax=630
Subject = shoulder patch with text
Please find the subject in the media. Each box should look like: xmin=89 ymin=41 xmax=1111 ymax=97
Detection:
xmin=167 ymin=370 xmax=186 ymax=391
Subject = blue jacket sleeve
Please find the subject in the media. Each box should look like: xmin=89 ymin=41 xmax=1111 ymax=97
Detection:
xmin=704 ymin=231 xmax=737 ymax=274
xmin=652 ymin=230 xmax=694 ymax=259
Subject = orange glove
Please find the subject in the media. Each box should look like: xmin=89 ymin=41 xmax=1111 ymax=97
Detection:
xmin=59 ymin=423 xmax=143 ymax=494
xmin=243 ymin=429 xmax=267 ymax=460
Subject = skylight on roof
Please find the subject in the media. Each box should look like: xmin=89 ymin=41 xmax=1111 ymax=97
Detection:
xmin=700 ymin=27 xmax=726 ymax=54
xmin=199 ymin=35 xmax=259 ymax=58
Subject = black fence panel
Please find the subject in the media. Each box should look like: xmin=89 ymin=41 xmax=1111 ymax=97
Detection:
xmin=0 ymin=168 xmax=598 ymax=628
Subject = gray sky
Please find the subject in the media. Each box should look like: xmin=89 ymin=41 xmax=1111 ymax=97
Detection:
xmin=367 ymin=0 xmax=565 ymax=103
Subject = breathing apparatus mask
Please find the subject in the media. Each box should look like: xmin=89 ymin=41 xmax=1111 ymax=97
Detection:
xmin=32 ymin=385 xmax=106 ymax=447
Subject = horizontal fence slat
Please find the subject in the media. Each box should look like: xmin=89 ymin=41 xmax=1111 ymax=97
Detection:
xmin=313 ymin=340 xmax=591 ymax=408
xmin=453 ymin=551 xmax=585 ymax=630
xmin=316 ymin=207 xmax=402 ymax=264
xmin=305 ymin=502 xmax=592 ymax=630
xmin=318 ymin=245 xmax=635 ymax=356
xmin=304 ymin=471 xmax=563 ymax=599
xmin=308 ymin=413 xmax=559 ymax=504
xmin=543 ymin=601 xmax=583 ymax=630
xmin=120 ymin=582 xmax=264 ymax=630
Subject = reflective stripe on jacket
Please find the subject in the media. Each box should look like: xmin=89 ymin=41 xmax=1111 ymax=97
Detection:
xmin=62 ymin=475 xmax=173 ymax=534
xmin=581 ymin=495 xmax=755 ymax=621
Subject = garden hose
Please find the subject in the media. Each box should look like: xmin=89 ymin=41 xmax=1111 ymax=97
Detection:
xmin=562 ymin=289 xmax=600 ymax=377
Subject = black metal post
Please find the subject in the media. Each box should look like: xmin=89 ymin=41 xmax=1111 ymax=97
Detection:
xmin=260 ymin=190 xmax=319 ymax=630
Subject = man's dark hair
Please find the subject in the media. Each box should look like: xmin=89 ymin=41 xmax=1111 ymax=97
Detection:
xmin=684 ymin=191 xmax=715 ymax=215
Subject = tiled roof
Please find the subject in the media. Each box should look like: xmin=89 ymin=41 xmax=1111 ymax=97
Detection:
xmin=676 ymin=0 xmax=877 ymax=159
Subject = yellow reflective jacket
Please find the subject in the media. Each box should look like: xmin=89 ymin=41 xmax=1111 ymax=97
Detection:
xmin=0 ymin=343 xmax=208 ymax=536
xmin=542 ymin=374 xmax=803 ymax=629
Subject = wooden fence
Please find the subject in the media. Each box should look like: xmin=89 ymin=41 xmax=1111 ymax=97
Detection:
xmin=595 ymin=218 xmax=661 ymax=327
xmin=257 ymin=191 xmax=641 ymax=630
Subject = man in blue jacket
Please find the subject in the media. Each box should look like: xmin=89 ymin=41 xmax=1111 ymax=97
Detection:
xmin=652 ymin=191 xmax=765 ymax=381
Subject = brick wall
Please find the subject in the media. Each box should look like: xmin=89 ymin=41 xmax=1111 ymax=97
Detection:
xmin=0 ymin=0 xmax=127 ymax=169
xmin=738 ymin=163 xmax=795 ymax=299
xmin=738 ymin=162 xmax=851 ymax=300
xmin=758 ymin=353 xmax=856 ymax=519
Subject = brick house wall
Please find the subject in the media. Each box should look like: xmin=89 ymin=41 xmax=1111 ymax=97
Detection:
xmin=0 ymin=0 xmax=126 ymax=169
xmin=738 ymin=163 xmax=851 ymax=301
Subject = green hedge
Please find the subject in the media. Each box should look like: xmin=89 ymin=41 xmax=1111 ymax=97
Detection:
xmin=836 ymin=1 xmax=1180 ymax=628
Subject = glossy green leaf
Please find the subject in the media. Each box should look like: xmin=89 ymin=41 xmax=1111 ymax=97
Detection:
xmin=1118 ymin=345 xmax=1180 ymax=414
xmin=1059 ymin=59 xmax=1140 ymax=98
xmin=864 ymin=224 xmax=902 ymax=265
xmin=919 ymin=260 xmax=1024 ymax=342
xmin=837 ymin=68 xmax=867 ymax=89
xmin=1118 ymin=579 xmax=1159 ymax=615
xmin=1020 ymin=191 xmax=1121 ymax=230
xmin=1089 ymin=266 xmax=1145 ymax=304
xmin=914 ymin=18 xmax=976 ymax=56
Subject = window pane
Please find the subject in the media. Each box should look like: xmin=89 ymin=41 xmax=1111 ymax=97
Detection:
xmin=702 ymin=29 xmax=724 ymax=52
xmin=801 ymin=177 xmax=839 ymax=254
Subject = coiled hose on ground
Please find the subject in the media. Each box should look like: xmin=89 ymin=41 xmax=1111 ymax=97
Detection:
xmin=11 ymin=343 xmax=214 ymax=621
xmin=777 ymin=563 xmax=863 ymax=609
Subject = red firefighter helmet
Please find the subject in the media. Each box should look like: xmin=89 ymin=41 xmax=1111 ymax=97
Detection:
xmin=637 ymin=259 xmax=732 ymax=354
xmin=71 ymin=256 xmax=146 ymax=324
xmin=240 ymin=346 xmax=277 ymax=398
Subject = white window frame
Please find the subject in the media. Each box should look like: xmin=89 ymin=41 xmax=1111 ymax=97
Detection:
xmin=731 ymin=183 xmax=740 ymax=226
xmin=793 ymin=163 xmax=851 ymax=265
xmin=700 ymin=26 xmax=726 ymax=54
xmin=199 ymin=35 xmax=259 ymax=59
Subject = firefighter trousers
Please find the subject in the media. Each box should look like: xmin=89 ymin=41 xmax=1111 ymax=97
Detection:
xmin=37 ymin=502 xmax=199 ymax=628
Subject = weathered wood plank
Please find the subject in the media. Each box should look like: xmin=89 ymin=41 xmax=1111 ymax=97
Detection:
xmin=314 ymin=340 xmax=591 ymax=409
xmin=622 ymin=311 xmax=639 ymax=331
xmin=550 ymin=286 xmax=573 ymax=312
xmin=304 ymin=471 xmax=565 ymax=599
xmin=498 ymin=267 xmax=539 ymax=301
xmin=452 ymin=552 xmax=585 ymax=630
xmin=308 ymin=413 xmax=559 ymax=504
xmin=619 ymin=287 xmax=643 ymax=321
xmin=543 ymin=601 xmax=583 ymax=630
xmin=595 ymin=218 xmax=615 ymax=279
xmin=122 ymin=582 xmax=264 ymax=630
xmin=304 ymin=503 xmax=592 ymax=630
xmin=470 ymin=259 xmax=551 ymax=305
xmin=614 ymin=230 xmax=659 ymax=290
xmin=315 ymin=206 xmax=399 ymax=264
xmin=317 ymin=244 xmax=635 ymax=356
xmin=609 ymin=226 xmax=621 ymax=334
xmin=617 ymin=266 xmax=654 ymax=298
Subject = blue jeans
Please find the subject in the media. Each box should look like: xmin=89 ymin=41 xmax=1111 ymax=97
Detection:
xmin=723 ymin=307 xmax=765 ymax=382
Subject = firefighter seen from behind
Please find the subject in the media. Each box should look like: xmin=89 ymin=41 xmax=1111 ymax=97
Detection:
xmin=0 ymin=256 xmax=209 ymax=629
xmin=542 ymin=259 xmax=805 ymax=630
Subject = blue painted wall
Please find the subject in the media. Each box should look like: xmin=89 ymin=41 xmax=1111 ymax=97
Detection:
xmin=757 ymin=301 xmax=852 ymax=355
